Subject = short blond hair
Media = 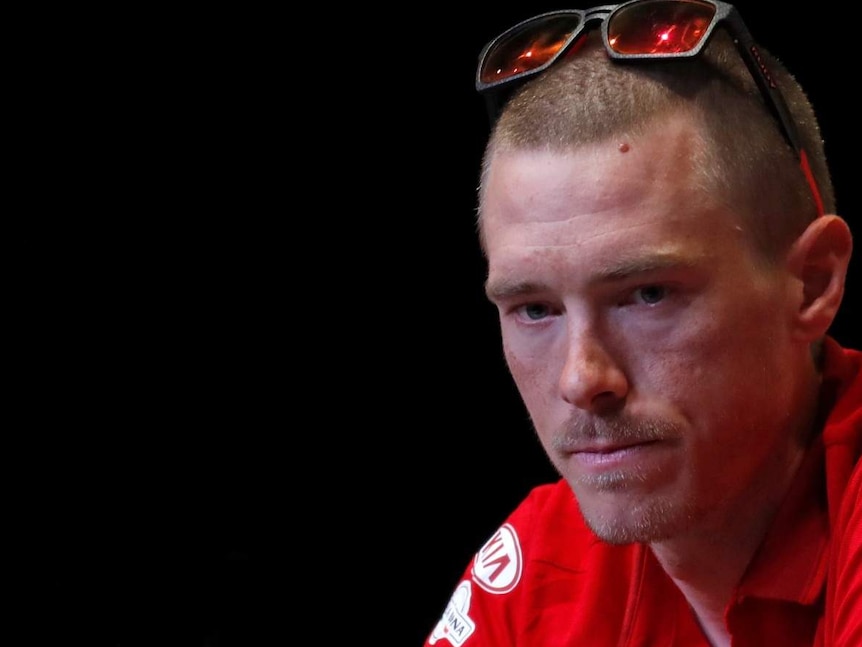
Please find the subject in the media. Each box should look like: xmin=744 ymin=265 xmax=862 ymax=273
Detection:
xmin=479 ymin=30 xmax=834 ymax=261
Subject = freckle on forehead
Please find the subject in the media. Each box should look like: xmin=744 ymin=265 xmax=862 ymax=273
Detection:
xmin=618 ymin=142 xmax=630 ymax=153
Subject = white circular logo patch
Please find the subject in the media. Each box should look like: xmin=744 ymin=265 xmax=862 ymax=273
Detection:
xmin=471 ymin=523 xmax=523 ymax=594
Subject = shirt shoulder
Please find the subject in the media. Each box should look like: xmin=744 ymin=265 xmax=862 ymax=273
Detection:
xmin=818 ymin=338 xmax=862 ymax=646
xmin=821 ymin=339 xmax=862 ymax=522
xmin=821 ymin=460 xmax=862 ymax=647
xmin=424 ymin=480 xmax=696 ymax=647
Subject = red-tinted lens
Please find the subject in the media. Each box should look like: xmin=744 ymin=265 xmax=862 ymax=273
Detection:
xmin=608 ymin=0 xmax=716 ymax=55
xmin=480 ymin=14 xmax=584 ymax=85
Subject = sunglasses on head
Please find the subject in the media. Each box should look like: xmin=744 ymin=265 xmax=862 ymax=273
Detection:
xmin=476 ymin=0 xmax=824 ymax=216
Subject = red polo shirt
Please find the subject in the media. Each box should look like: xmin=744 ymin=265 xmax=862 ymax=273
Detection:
xmin=425 ymin=338 xmax=861 ymax=646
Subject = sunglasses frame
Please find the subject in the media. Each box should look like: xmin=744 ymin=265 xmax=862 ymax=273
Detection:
xmin=476 ymin=0 xmax=823 ymax=216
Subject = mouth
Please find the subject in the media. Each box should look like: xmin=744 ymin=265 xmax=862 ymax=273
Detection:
xmin=574 ymin=438 xmax=660 ymax=453
xmin=570 ymin=439 xmax=664 ymax=468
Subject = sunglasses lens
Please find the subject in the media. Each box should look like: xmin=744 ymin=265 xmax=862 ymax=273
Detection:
xmin=480 ymin=14 xmax=584 ymax=86
xmin=608 ymin=0 xmax=716 ymax=55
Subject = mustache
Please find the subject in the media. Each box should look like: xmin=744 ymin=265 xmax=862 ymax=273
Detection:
xmin=550 ymin=414 xmax=681 ymax=452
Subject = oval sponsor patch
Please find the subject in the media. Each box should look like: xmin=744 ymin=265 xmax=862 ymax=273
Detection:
xmin=428 ymin=580 xmax=475 ymax=646
xmin=471 ymin=523 xmax=522 ymax=594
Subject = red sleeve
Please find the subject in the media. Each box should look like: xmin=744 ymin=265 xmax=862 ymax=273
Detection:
xmin=826 ymin=461 xmax=862 ymax=646
xmin=421 ymin=567 xmax=514 ymax=647
xmin=422 ymin=524 xmax=531 ymax=646
xmin=421 ymin=480 xmax=659 ymax=646
xmin=422 ymin=488 xmax=548 ymax=647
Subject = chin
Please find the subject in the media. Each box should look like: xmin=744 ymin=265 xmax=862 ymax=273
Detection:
xmin=586 ymin=517 xmax=676 ymax=545
xmin=579 ymin=492 xmax=695 ymax=545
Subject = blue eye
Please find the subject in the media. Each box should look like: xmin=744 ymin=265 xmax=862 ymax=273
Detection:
xmin=637 ymin=286 xmax=667 ymax=305
xmin=523 ymin=303 xmax=550 ymax=320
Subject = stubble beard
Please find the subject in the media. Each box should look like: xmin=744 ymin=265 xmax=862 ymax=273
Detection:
xmin=575 ymin=479 xmax=696 ymax=545
xmin=549 ymin=414 xmax=696 ymax=545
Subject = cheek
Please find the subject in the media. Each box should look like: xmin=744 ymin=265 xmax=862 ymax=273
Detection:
xmin=643 ymin=319 xmax=785 ymax=444
xmin=502 ymin=336 xmax=558 ymax=411
xmin=503 ymin=339 xmax=535 ymax=389
xmin=624 ymin=293 xmax=778 ymax=382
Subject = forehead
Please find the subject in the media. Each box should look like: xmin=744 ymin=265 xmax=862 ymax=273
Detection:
xmin=480 ymin=126 xmax=752 ymax=279
xmin=484 ymin=116 xmax=705 ymax=218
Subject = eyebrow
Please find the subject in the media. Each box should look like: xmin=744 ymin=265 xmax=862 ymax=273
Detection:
xmin=485 ymin=279 xmax=543 ymax=302
xmin=598 ymin=253 xmax=701 ymax=280
xmin=485 ymin=251 xmax=701 ymax=302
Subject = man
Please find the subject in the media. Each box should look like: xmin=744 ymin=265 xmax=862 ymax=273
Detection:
xmin=425 ymin=2 xmax=860 ymax=646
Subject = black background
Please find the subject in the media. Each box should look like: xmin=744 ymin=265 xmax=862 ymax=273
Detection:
xmin=31 ymin=3 xmax=858 ymax=645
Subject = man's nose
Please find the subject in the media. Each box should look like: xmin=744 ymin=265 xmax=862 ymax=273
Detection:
xmin=559 ymin=328 xmax=629 ymax=412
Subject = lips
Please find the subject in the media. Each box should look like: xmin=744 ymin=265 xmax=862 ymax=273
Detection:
xmin=568 ymin=439 xmax=667 ymax=469
xmin=572 ymin=439 xmax=659 ymax=454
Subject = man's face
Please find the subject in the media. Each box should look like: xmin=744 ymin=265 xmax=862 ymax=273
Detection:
xmin=481 ymin=117 xmax=810 ymax=544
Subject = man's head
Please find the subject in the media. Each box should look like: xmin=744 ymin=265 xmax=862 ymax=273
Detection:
xmin=479 ymin=24 xmax=834 ymax=260
xmin=476 ymin=6 xmax=852 ymax=544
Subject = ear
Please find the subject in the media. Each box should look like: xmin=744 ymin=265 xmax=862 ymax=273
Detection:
xmin=787 ymin=215 xmax=854 ymax=341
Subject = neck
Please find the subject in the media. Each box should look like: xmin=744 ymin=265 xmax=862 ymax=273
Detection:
xmin=649 ymin=444 xmax=808 ymax=647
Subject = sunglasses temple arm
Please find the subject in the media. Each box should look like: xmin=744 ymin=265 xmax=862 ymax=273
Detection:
xmin=726 ymin=14 xmax=824 ymax=216
xmin=799 ymin=150 xmax=826 ymax=217
xmin=482 ymin=87 xmax=514 ymax=128
xmin=725 ymin=15 xmax=803 ymax=154
xmin=745 ymin=58 xmax=806 ymax=154
xmin=484 ymin=95 xmax=500 ymax=126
